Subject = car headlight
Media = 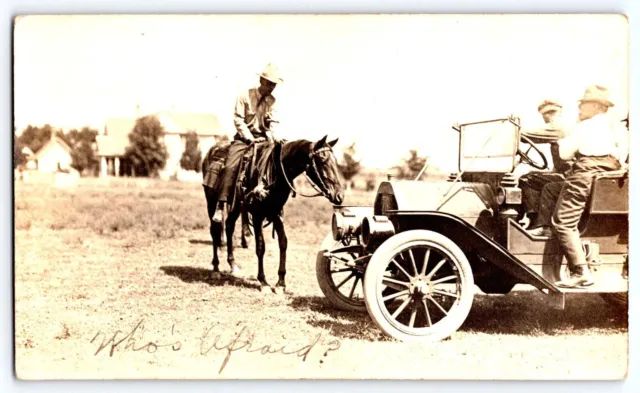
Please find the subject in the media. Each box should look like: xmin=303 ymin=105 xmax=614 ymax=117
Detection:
xmin=332 ymin=211 xmax=363 ymax=241
xmin=361 ymin=215 xmax=396 ymax=249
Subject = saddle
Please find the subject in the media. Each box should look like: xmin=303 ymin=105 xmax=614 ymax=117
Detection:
xmin=238 ymin=141 xmax=280 ymax=210
xmin=202 ymin=139 xmax=278 ymax=210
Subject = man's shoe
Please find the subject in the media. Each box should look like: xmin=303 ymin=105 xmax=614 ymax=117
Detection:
xmin=527 ymin=226 xmax=553 ymax=237
xmin=556 ymin=265 xmax=595 ymax=288
xmin=212 ymin=203 xmax=226 ymax=223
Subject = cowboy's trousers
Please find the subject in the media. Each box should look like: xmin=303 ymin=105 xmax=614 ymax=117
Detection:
xmin=219 ymin=140 xmax=248 ymax=203
xmin=537 ymin=155 xmax=621 ymax=269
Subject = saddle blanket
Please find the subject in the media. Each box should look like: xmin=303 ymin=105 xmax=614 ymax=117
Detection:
xmin=202 ymin=142 xmax=231 ymax=190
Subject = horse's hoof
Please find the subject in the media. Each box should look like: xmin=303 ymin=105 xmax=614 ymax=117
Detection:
xmin=273 ymin=286 xmax=286 ymax=295
xmin=261 ymin=286 xmax=273 ymax=294
xmin=210 ymin=272 xmax=222 ymax=280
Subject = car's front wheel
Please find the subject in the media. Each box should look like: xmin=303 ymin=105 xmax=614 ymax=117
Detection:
xmin=363 ymin=230 xmax=475 ymax=342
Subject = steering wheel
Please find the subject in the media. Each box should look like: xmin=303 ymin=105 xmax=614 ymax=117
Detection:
xmin=517 ymin=134 xmax=549 ymax=170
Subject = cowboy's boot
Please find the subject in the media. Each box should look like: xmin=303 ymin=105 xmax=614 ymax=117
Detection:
xmin=212 ymin=202 xmax=226 ymax=223
xmin=555 ymin=264 xmax=595 ymax=288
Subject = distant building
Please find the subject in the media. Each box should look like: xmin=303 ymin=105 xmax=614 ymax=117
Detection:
xmin=21 ymin=147 xmax=36 ymax=170
xmin=96 ymin=111 xmax=228 ymax=178
xmin=28 ymin=135 xmax=73 ymax=173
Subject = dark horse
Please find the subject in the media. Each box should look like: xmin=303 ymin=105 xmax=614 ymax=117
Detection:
xmin=202 ymin=135 xmax=345 ymax=293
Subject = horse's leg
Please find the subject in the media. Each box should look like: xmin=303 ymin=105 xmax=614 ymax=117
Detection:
xmin=273 ymin=216 xmax=288 ymax=294
xmin=253 ymin=215 xmax=271 ymax=293
xmin=220 ymin=221 xmax=227 ymax=247
xmin=204 ymin=187 xmax=222 ymax=280
xmin=225 ymin=202 xmax=242 ymax=276
xmin=210 ymin=220 xmax=223 ymax=280
xmin=240 ymin=205 xmax=250 ymax=249
xmin=243 ymin=206 xmax=252 ymax=237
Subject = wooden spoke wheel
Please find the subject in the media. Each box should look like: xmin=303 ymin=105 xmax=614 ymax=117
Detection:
xmin=363 ymin=230 xmax=474 ymax=342
xmin=316 ymin=233 xmax=369 ymax=313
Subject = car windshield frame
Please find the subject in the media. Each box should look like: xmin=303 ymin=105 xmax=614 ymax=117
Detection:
xmin=454 ymin=117 xmax=521 ymax=174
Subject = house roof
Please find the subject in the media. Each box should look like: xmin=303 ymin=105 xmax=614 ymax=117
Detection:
xmin=97 ymin=118 xmax=136 ymax=157
xmin=155 ymin=111 xmax=224 ymax=136
xmin=34 ymin=135 xmax=72 ymax=159
xmin=96 ymin=112 xmax=225 ymax=157
xmin=21 ymin=146 xmax=34 ymax=157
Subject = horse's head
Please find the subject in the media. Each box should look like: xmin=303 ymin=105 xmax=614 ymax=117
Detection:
xmin=305 ymin=135 xmax=345 ymax=205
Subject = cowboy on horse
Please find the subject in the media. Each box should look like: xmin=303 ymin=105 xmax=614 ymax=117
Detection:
xmin=201 ymin=63 xmax=345 ymax=293
xmin=213 ymin=63 xmax=283 ymax=223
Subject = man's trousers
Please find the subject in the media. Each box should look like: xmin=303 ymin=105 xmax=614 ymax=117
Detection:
xmin=537 ymin=155 xmax=621 ymax=270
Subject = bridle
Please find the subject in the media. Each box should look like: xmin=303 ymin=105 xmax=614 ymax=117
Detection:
xmin=278 ymin=143 xmax=335 ymax=198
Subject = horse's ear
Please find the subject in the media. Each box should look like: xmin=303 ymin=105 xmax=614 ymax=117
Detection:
xmin=313 ymin=135 xmax=328 ymax=151
xmin=327 ymin=138 xmax=339 ymax=147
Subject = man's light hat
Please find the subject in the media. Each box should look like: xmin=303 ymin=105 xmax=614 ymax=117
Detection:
xmin=578 ymin=85 xmax=614 ymax=107
xmin=258 ymin=63 xmax=283 ymax=84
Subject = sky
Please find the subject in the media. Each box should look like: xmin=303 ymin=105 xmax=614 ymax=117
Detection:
xmin=13 ymin=14 xmax=629 ymax=170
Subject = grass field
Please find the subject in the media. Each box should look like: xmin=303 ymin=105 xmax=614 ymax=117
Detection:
xmin=14 ymin=177 xmax=628 ymax=380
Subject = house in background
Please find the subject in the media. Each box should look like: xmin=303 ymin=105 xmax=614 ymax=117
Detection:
xmin=28 ymin=135 xmax=73 ymax=173
xmin=155 ymin=111 xmax=227 ymax=178
xmin=97 ymin=117 xmax=136 ymax=177
xmin=21 ymin=146 xmax=36 ymax=170
xmin=96 ymin=111 xmax=228 ymax=178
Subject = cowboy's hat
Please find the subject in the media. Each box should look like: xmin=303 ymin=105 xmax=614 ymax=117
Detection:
xmin=257 ymin=63 xmax=283 ymax=84
xmin=538 ymin=99 xmax=562 ymax=114
xmin=578 ymin=85 xmax=614 ymax=107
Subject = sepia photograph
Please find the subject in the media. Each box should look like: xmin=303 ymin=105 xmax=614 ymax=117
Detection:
xmin=12 ymin=14 xmax=629 ymax=380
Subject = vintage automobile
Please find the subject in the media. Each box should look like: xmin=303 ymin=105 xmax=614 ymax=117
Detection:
xmin=316 ymin=116 xmax=629 ymax=342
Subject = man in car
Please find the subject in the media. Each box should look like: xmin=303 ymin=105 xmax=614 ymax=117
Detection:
xmin=517 ymin=99 xmax=573 ymax=224
xmin=212 ymin=63 xmax=283 ymax=223
xmin=526 ymin=85 xmax=627 ymax=288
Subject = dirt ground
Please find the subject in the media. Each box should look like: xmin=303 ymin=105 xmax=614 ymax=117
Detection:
xmin=13 ymin=179 xmax=628 ymax=380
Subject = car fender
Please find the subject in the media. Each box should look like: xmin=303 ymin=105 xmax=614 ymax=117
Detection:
xmin=386 ymin=210 xmax=561 ymax=295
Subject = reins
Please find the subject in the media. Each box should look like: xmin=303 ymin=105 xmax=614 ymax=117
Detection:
xmin=242 ymin=141 xmax=334 ymax=236
xmin=278 ymin=143 xmax=333 ymax=199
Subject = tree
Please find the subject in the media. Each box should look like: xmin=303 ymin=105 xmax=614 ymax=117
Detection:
xmin=337 ymin=142 xmax=362 ymax=183
xmin=394 ymin=149 xmax=428 ymax=179
xmin=64 ymin=127 xmax=100 ymax=175
xmin=179 ymin=130 xmax=202 ymax=172
xmin=18 ymin=124 xmax=63 ymax=154
xmin=13 ymin=132 xmax=26 ymax=169
xmin=123 ymin=115 xmax=169 ymax=177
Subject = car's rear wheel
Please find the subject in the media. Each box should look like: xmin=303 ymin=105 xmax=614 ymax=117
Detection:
xmin=316 ymin=233 xmax=368 ymax=313
xmin=363 ymin=230 xmax=474 ymax=342
xmin=600 ymin=293 xmax=628 ymax=314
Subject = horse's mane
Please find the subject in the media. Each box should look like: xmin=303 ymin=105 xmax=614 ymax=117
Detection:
xmin=247 ymin=139 xmax=311 ymax=188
